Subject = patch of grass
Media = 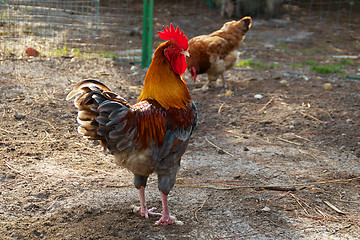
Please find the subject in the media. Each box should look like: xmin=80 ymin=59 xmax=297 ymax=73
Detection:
xmin=237 ymin=59 xmax=268 ymax=69
xmin=53 ymin=46 xmax=68 ymax=56
xmin=275 ymin=42 xmax=289 ymax=53
xmin=71 ymin=48 xmax=81 ymax=57
xmin=302 ymin=47 xmax=327 ymax=55
xmin=269 ymin=62 xmax=279 ymax=69
xmin=100 ymin=51 xmax=118 ymax=60
xmin=356 ymin=42 xmax=360 ymax=49
xmin=340 ymin=59 xmax=355 ymax=65
xmin=299 ymin=59 xmax=346 ymax=74
xmin=311 ymin=64 xmax=344 ymax=74
xmin=50 ymin=47 xmax=82 ymax=58
xmin=290 ymin=63 xmax=301 ymax=68
xmin=250 ymin=61 xmax=268 ymax=69
xmin=303 ymin=59 xmax=317 ymax=66
xmin=237 ymin=59 xmax=253 ymax=67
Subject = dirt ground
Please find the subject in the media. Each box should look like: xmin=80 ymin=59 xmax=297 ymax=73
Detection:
xmin=1 ymin=3 xmax=360 ymax=240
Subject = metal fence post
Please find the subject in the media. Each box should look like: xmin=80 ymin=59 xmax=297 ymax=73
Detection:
xmin=141 ymin=0 xmax=153 ymax=68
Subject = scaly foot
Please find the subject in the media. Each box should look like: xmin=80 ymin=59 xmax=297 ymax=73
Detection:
xmin=132 ymin=205 xmax=161 ymax=219
xmin=155 ymin=214 xmax=183 ymax=226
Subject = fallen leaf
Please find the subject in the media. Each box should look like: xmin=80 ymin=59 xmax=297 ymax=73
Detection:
xmin=25 ymin=47 xmax=39 ymax=57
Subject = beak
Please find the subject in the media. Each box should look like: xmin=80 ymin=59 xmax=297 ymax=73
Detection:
xmin=181 ymin=50 xmax=190 ymax=58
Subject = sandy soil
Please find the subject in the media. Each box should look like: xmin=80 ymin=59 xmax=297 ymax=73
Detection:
xmin=1 ymin=3 xmax=360 ymax=240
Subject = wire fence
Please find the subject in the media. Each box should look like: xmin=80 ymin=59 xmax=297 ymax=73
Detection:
xmin=1 ymin=0 xmax=359 ymax=63
xmin=1 ymin=0 xmax=143 ymax=61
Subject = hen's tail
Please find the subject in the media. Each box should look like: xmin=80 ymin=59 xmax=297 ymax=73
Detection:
xmin=66 ymin=79 xmax=128 ymax=141
xmin=211 ymin=16 xmax=252 ymax=43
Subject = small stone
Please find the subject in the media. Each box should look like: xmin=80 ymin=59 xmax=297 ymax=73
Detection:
xmin=254 ymin=94 xmax=263 ymax=99
xmin=14 ymin=114 xmax=26 ymax=120
xmin=262 ymin=206 xmax=271 ymax=212
xmin=279 ymin=79 xmax=288 ymax=85
xmin=323 ymin=83 xmax=333 ymax=90
xmin=224 ymin=89 xmax=234 ymax=97
xmin=176 ymin=178 xmax=184 ymax=184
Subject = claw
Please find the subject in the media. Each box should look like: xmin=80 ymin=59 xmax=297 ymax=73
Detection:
xmin=155 ymin=215 xmax=184 ymax=226
xmin=133 ymin=205 xmax=161 ymax=218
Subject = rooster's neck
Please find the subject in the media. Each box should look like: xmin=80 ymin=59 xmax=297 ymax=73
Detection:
xmin=138 ymin=43 xmax=191 ymax=110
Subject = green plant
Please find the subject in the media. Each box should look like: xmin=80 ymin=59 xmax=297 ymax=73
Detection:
xmin=237 ymin=59 xmax=253 ymax=67
xmin=302 ymin=47 xmax=327 ymax=55
xmin=300 ymin=59 xmax=346 ymax=74
xmin=237 ymin=59 xmax=268 ymax=69
xmin=303 ymin=59 xmax=317 ymax=66
xmin=340 ymin=59 xmax=355 ymax=65
xmin=71 ymin=48 xmax=81 ymax=57
xmin=311 ymin=64 xmax=344 ymax=74
xmin=269 ymin=63 xmax=279 ymax=69
xmin=275 ymin=42 xmax=289 ymax=53
xmin=290 ymin=63 xmax=301 ymax=68
xmin=101 ymin=51 xmax=118 ymax=60
xmin=53 ymin=46 xmax=68 ymax=56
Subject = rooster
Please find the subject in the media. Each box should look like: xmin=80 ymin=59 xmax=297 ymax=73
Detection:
xmin=66 ymin=24 xmax=197 ymax=225
xmin=186 ymin=16 xmax=252 ymax=91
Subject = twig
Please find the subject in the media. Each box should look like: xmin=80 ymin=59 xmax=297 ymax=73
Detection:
xmin=177 ymin=176 xmax=360 ymax=191
xmin=205 ymin=136 xmax=234 ymax=157
xmin=277 ymin=137 xmax=302 ymax=146
xmin=4 ymin=161 xmax=33 ymax=178
xmin=262 ymin=186 xmax=297 ymax=192
xmin=258 ymin=97 xmax=274 ymax=112
xmin=105 ymin=184 xmax=133 ymax=188
xmin=290 ymin=193 xmax=310 ymax=215
xmin=291 ymin=214 xmax=360 ymax=222
xmin=1 ymin=177 xmax=25 ymax=186
xmin=0 ymin=138 xmax=59 ymax=144
xmin=32 ymin=117 xmax=56 ymax=130
xmin=218 ymin=102 xmax=225 ymax=114
xmin=300 ymin=111 xmax=324 ymax=123
xmin=177 ymin=184 xmax=235 ymax=190
xmin=285 ymin=133 xmax=313 ymax=142
xmin=324 ymin=201 xmax=346 ymax=215
xmin=194 ymin=197 xmax=208 ymax=222
xmin=298 ymin=149 xmax=321 ymax=161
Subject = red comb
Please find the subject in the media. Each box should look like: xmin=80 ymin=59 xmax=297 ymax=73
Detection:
xmin=158 ymin=24 xmax=188 ymax=50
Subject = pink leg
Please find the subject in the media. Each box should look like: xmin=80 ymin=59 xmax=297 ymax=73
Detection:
xmin=155 ymin=191 xmax=177 ymax=226
xmin=221 ymin=73 xmax=228 ymax=88
xmin=135 ymin=186 xmax=161 ymax=218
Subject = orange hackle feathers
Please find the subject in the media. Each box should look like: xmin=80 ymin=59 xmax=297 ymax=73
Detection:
xmin=138 ymin=32 xmax=191 ymax=110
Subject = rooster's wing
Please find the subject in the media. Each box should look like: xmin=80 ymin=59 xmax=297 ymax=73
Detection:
xmin=67 ymin=80 xmax=197 ymax=177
